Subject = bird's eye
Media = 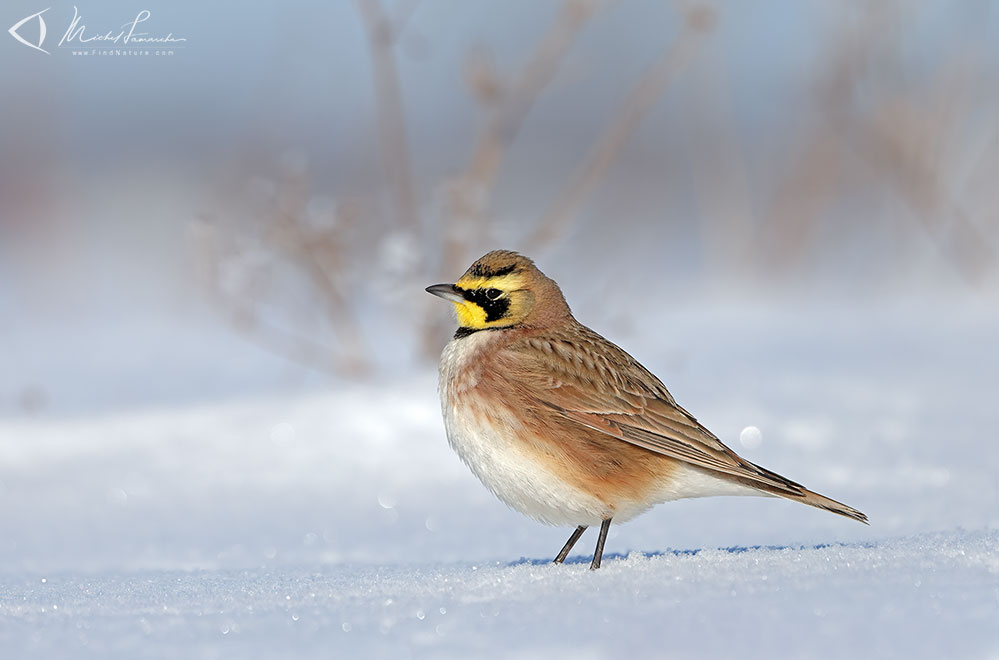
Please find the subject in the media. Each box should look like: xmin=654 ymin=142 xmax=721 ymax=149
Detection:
xmin=485 ymin=288 xmax=502 ymax=301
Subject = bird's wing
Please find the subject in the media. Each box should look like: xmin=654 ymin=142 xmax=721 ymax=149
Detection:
xmin=503 ymin=328 xmax=808 ymax=496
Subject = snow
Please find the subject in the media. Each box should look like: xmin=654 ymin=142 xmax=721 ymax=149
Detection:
xmin=2 ymin=301 xmax=998 ymax=658
xmin=2 ymin=533 xmax=997 ymax=659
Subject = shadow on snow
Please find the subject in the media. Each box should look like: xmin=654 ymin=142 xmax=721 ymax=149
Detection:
xmin=509 ymin=541 xmax=876 ymax=567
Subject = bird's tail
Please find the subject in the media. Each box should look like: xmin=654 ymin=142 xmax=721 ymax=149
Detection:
xmin=743 ymin=462 xmax=869 ymax=524
xmin=782 ymin=485 xmax=868 ymax=524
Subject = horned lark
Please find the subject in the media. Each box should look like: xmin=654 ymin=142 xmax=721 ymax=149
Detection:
xmin=427 ymin=250 xmax=867 ymax=569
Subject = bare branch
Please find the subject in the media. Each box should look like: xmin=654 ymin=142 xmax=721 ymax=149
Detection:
xmin=524 ymin=5 xmax=713 ymax=251
xmin=222 ymin=297 xmax=364 ymax=378
xmin=357 ymin=0 xmax=419 ymax=231
xmin=272 ymin=193 xmax=371 ymax=375
xmin=686 ymin=40 xmax=755 ymax=282
xmin=855 ymin=102 xmax=996 ymax=286
xmin=444 ymin=0 xmax=600 ymax=270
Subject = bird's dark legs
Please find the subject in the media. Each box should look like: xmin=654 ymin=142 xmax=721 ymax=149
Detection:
xmin=552 ymin=519 xmax=613 ymax=568
xmin=590 ymin=518 xmax=612 ymax=570
xmin=553 ymin=525 xmax=588 ymax=564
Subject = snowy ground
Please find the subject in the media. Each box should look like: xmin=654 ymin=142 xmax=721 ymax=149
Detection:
xmin=2 ymin=300 xmax=998 ymax=658
xmin=3 ymin=531 xmax=997 ymax=660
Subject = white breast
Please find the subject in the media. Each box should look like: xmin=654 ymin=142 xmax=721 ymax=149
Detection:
xmin=438 ymin=333 xmax=609 ymax=526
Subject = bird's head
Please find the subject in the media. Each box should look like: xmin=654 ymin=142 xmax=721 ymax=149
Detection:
xmin=426 ymin=250 xmax=570 ymax=332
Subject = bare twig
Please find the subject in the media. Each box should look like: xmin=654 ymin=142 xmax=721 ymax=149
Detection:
xmin=357 ymin=0 xmax=419 ymax=231
xmin=222 ymin=298 xmax=362 ymax=377
xmin=443 ymin=0 xmax=599 ymax=272
xmin=855 ymin=99 xmax=996 ymax=286
xmin=961 ymin=129 xmax=999 ymax=235
xmin=758 ymin=0 xmax=893 ymax=273
xmin=765 ymin=133 xmax=843 ymax=269
xmin=390 ymin=0 xmax=422 ymax=41
xmin=193 ymin=167 xmax=371 ymax=378
xmin=685 ymin=37 xmax=754 ymax=282
xmin=271 ymin=176 xmax=370 ymax=375
xmin=524 ymin=5 xmax=714 ymax=251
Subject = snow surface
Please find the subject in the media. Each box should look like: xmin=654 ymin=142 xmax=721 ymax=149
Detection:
xmin=3 ymin=532 xmax=997 ymax=660
xmin=2 ymin=301 xmax=998 ymax=658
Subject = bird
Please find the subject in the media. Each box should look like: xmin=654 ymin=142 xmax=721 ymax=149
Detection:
xmin=426 ymin=250 xmax=867 ymax=570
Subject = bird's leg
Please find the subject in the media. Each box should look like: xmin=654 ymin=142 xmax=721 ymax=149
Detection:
xmin=590 ymin=518 xmax=612 ymax=570
xmin=553 ymin=525 xmax=588 ymax=564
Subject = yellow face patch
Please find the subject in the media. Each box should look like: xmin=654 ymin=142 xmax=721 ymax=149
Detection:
xmin=450 ymin=272 xmax=530 ymax=330
xmin=452 ymin=299 xmax=489 ymax=328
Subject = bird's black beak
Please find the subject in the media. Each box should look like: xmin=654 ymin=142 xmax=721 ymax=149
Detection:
xmin=425 ymin=283 xmax=465 ymax=303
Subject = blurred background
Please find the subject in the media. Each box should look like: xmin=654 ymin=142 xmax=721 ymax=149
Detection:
xmin=1 ymin=0 xmax=998 ymax=572
xmin=3 ymin=0 xmax=997 ymax=412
